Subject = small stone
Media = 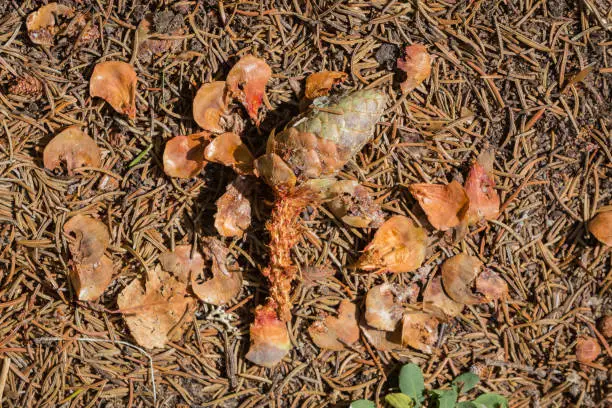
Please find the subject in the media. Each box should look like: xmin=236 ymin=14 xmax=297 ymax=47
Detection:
xmin=376 ymin=43 xmax=399 ymax=70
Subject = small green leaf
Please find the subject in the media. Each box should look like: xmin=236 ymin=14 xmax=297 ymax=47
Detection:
xmin=452 ymin=372 xmax=480 ymax=394
xmin=429 ymin=389 xmax=457 ymax=408
xmin=350 ymin=400 xmax=375 ymax=408
xmin=456 ymin=402 xmax=478 ymax=408
xmin=399 ymin=363 xmax=425 ymax=406
xmin=472 ymin=393 xmax=509 ymax=408
xmin=128 ymin=144 xmax=153 ymax=168
xmin=385 ymin=393 xmax=415 ymax=408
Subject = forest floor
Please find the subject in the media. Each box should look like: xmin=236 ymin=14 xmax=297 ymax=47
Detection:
xmin=0 ymin=0 xmax=610 ymax=407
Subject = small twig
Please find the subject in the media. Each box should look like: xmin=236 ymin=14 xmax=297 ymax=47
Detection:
xmin=484 ymin=359 xmax=547 ymax=378
xmin=0 ymin=357 xmax=10 ymax=405
xmin=223 ymin=332 xmax=237 ymax=389
xmin=34 ymin=337 xmax=156 ymax=404
xmin=385 ymin=92 xmax=409 ymax=115
xmin=313 ymin=106 xmax=344 ymax=115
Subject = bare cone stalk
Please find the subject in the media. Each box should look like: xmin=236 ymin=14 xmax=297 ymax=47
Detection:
xmin=263 ymin=187 xmax=318 ymax=322
xmin=246 ymin=190 xmax=315 ymax=367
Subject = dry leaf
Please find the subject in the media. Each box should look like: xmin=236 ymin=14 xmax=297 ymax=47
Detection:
xmin=423 ymin=276 xmax=463 ymax=320
xmin=360 ymin=316 xmax=403 ymax=351
xmin=214 ymin=176 xmax=252 ymax=238
xmin=158 ymin=245 xmax=204 ymax=284
xmin=71 ymin=256 xmax=113 ymax=301
xmin=397 ymin=44 xmax=431 ymax=93
xmin=159 ymin=242 xmax=242 ymax=305
xmin=193 ymin=81 xmax=228 ymax=133
xmin=204 ymin=132 xmax=254 ymax=175
xmin=118 ymin=265 xmax=193 ymax=349
xmin=43 ymin=126 xmax=101 ymax=175
xmin=575 ymin=336 xmax=601 ymax=364
xmin=64 ymin=214 xmax=112 ymax=301
xmin=304 ymin=71 xmax=348 ymax=99
xmin=356 ymin=215 xmax=427 ymax=273
xmin=409 ymin=181 xmax=469 ymax=230
xmin=90 ymin=61 xmax=137 ymax=119
xmin=464 ymin=150 xmax=500 ymax=224
xmin=588 ymin=210 xmax=612 ymax=246
xmin=308 ymin=300 xmax=359 ymax=350
xmin=253 ymin=153 xmax=297 ymax=190
xmin=441 ymin=253 xmax=485 ymax=305
xmin=226 ymin=55 xmax=271 ymax=124
xmin=324 ymin=180 xmax=385 ymax=228
xmin=401 ymin=312 xmax=439 ymax=354
xmin=64 ymin=215 xmax=110 ymax=265
xmin=364 ymin=284 xmax=404 ymax=331
xmin=475 ymin=269 xmax=508 ymax=301
xmin=191 ymin=239 xmax=242 ymax=305
xmin=162 ymin=134 xmax=207 ymax=178
xmin=245 ymin=301 xmax=291 ymax=367
xmin=26 ymin=3 xmax=74 ymax=45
